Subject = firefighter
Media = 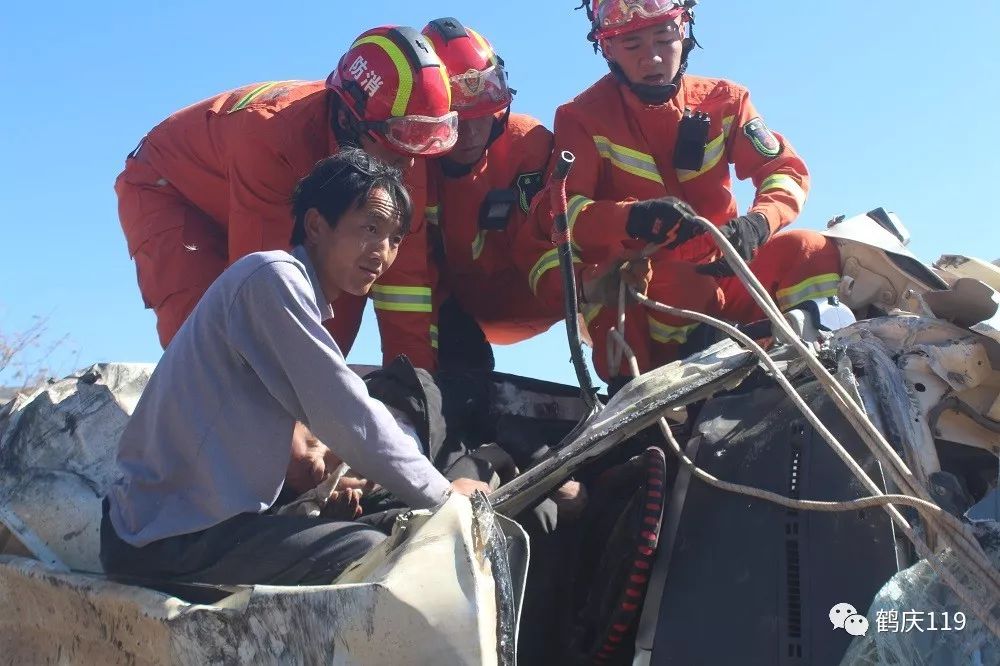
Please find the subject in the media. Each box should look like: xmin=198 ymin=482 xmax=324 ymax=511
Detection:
xmin=420 ymin=17 xmax=562 ymax=371
xmin=114 ymin=26 xmax=457 ymax=372
xmin=517 ymin=0 xmax=843 ymax=380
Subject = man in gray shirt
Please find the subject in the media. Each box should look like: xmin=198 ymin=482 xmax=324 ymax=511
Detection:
xmin=101 ymin=149 xmax=490 ymax=585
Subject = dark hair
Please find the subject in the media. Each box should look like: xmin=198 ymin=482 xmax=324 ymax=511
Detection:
xmin=289 ymin=148 xmax=412 ymax=246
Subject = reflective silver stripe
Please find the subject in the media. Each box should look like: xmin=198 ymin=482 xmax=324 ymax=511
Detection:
xmin=582 ymin=304 xmax=602 ymax=325
xmin=647 ymin=315 xmax=699 ymax=344
xmin=425 ymin=205 xmax=440 ymax=225
xmin=471 ymin=231 xmax=486 ymax=261
xmin=593 ymin=136 xmax=664 ymax=185
xmin=758 ymin=174 xmax=807 ymax=209
xmin=677 ymin=115 xmax=735 ymax=183
xmin=567 ymin=194 xmax=593 ymax=231
xmin=371 ymin=285 xmax=433 ymax=313
xmin=528 ymin=246 xmax=580 ymax=294
xmin=776 ymin=273 xmax=840 ymax=310
xmin=429 ymin=324 xmax=439 ymax=349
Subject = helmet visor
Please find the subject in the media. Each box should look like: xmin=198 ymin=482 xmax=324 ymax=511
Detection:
xmin=595 ymin=0 xmax=686 ymax=36
xmin=449 ymin=63 xmax=512 ymax=118
xmin=383 ymin=111 xmax=459 ymax=157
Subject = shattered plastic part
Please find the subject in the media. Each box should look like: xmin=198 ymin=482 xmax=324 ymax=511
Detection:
xmin=839 ymin=523 xmax=1000 ymax=666
xmin=490 ymin=339 xmax=757 ymax=517
xmin=472 ymin=491 xmax=517 ymax=666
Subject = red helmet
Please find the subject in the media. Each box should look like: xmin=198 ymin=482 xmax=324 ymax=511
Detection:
xmin=590 ymin=0 xmax=692 ymax=42
xmin=327 ymin=26 xmax=458 ymax=157
xmin=421 ymin=18 xmax=512 ymax=120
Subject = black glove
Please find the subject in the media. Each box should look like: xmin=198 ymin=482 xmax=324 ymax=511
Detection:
xmin=625 ymin=197 xmax=700 ymax=246
xmin=695 ymin=212 xmax=770 ymax=277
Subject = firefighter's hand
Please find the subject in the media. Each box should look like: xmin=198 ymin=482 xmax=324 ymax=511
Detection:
xmin=286 ymin=422 xmax=343 ymax=494
xmin=581 ymin=257 xmax=653 ymax=306
xmin=696 ymin=212 xmax=770 ymax=278
xmin=626 ymin=197 xmax=700 ymax=247
xmin=449 ymin=478 xmax=494 ymax=497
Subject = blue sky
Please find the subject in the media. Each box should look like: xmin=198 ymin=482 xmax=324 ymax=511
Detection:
xmin=1 ymin=1 xmax=998 ymax=387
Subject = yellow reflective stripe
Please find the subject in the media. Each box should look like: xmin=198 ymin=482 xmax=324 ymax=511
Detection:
xmin=471 ymin=231 xmax=486 ymax=261
xmin=582 ymin=304 xmax=602 ymax=325
xmin=353 ymin=36 xmax=413 ymax=116
xmin=429 ymin=324 xmax=439 ymax=349
xmin=567 ymin=194 xmax=594 ymax=232
xmin=677 ymin=115 xmax=735 ymax=183
xmin=647 ymin=316 xmax=699 ymax=345
xmin=228 ymin=81 xmax=290 ymax=113
xmin=593 ymin=136 xmax=664 ymax=185
xmin=371 ymin=285 xmax=433 ymax=312
xmin=425 ymin=205 xmax=440 ymax=226
xmin=775 ymin=273 xmax=841 ymax=310
xmin=759 ymin=173 xmax=807 ymax=209
xmin=468 ymin=29 xmax=497 ymax=66
xmin=528 ymin=246 xmax=580 ymax=294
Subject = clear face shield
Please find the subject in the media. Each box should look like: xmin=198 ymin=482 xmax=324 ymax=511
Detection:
xmin=449 ymin=63 xmax=513 ymax=118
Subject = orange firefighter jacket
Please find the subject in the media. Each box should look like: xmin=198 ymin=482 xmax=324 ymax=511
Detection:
xmin=429 ymin=113 xmax=558 ymax=342
xmin=128 ymin=80 xmax=437 ymax=369
xmin=536 ymin=73 xmax=809 ymax=275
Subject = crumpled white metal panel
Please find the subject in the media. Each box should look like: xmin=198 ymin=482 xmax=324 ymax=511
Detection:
xmin=0 ymin=494 xmax=525 ymax=665
xmin=0 ymin=363 xmax=153 ymax=572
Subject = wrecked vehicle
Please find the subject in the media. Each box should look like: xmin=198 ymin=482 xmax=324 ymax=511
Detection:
xmin=2 ymin=209 xmax=1000 ymax=665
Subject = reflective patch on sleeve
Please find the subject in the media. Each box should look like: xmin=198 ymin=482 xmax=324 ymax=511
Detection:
xmin=529 ymin=246 xmax=580 ymax=294
xmin=371 ymin=285 xmax=433 ymax=312
xmin=515 ymin=171 xmax=545 ymax=214
xmin=775 ymin=273 xmax=840 ymax=310
xmin=424 ymin=204 xmax=440 ymax=226
xmin=471 ymin=230 xmax=486 ymax=261
xmin=567 ymin=194 xmax=594 ymax=232
xmin=647 ymin=316 xmax=700 ymax=345
xmin=228 ymin=81 xmax=298 ymax=113
xmin=742 ymin=117 xmax=782 ymax=158
xmin=758 ymin=173 xmax=806 ymax=209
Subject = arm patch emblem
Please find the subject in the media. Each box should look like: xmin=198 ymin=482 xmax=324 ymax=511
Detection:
xmin=743 ymin=117 xmax=782 ymax=158
xmin=515 ymin=171 xmax=545 ymax=214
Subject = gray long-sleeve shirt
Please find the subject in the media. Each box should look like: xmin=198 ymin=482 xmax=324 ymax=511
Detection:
xmin=108 ymin=245 xmax=450 ymax=547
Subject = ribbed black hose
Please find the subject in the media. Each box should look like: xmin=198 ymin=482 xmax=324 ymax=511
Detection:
xmin=549 ymin=150 xmax=598 ymax=410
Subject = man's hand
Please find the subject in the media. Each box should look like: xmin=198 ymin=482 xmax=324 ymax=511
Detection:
xmin=285 ymin=422 xmax=344 ymax=495
xmin=626 ymin=197 xmax=700 ymax=247
xmin=696 ymin=212 xmax=770 ymax=278
xmin=320 ymin=488 xmax=364 ymax=520
xmin=581 ymin=257 xmax=653 ymax=306
xmin=449 ymin=478 xmax=493 ymax=497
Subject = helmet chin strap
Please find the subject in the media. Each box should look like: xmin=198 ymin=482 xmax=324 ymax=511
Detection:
xmin=329 ymin=93 xmax=365 ymax=149
xmin=606 ymin=36 xmax=695 ymax=105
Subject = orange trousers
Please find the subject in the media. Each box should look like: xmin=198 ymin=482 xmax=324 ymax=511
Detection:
xmin=589 ymin=229 xmax=842 ymax=380
xmin=117 ymin=157 xmax=363 ymax=353
xmin=116 ymin=158 xmax=228 ymax=349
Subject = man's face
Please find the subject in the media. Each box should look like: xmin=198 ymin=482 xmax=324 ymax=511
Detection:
xmin=448 ymin=115 xmax=495 ymax=166
xmin=604 ymin=19 xmax=685 ymax=89
xmin=305 ymin=187 xmax=403 ymax=301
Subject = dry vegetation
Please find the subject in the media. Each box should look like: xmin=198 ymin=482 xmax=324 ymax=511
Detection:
xmin=0 ymin=316 xmax=74 ymax=397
